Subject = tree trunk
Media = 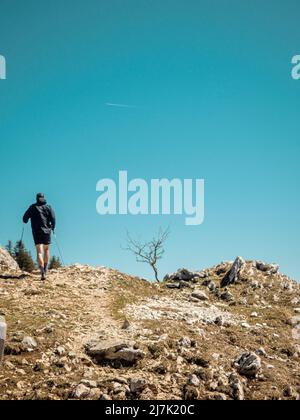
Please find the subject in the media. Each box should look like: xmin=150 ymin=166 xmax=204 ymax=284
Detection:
xmin=151 ymin=264 xmax=160 ymax=283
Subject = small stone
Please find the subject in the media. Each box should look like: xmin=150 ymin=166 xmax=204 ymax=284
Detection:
xmin=89 ymin=388 xmax=101 ymax=400
xmin=180 ymin=280 xmax=192 ymax=289
xmin=178 ymin=337 xmax=191 ymax=348
xmin=21 ymin=336 xmax=38 ymax=351
xmin=191 ymin=291 xmax=209 ymax=301
xmin=207 ymin=281 xmax=216 ymax=292
xmin=33 ymin=360 xmax=47 ymax=372
xmin=266 ymin=364 xmax=274 ymax=370
xmin=256 ymin=347 xmax=267 ymax=357
xmin=100 ymin=393 xmax=111 ymax=400
xmin=188 ymin=374 xmax=200 ymax=387
xmin=80 ymin=379 xmax=97 ymax=388
xmin=184 ymin=385 xmax=199 ymax=400
xmin=229 ymin=373 xmax=244 ymax=401
xmin=4 ymin=361 xmax=15 ymax=370
xmin=44 ymin=325 xmax=54 ymax=334
xmin=283 ymin=385 xmax=299 ymax=399
xmin=121 ymin=319 xmax=131 ymax=330
xmin=129 ymin=378 xmax=147 ymax=394
xmin=213 ymin=394 xmax=227 ymax=401
xmin=73 ymin=384 xmax=91 ymax=399
xmin=241 ymin=322 xmax=251 ymax=329
xmin=166 ymin=283 xmax=180 ymax=289
xmin=55 ymin=346 xmax=66 ymax=356
xmin=214 ymin=316 xmax=224 ymax=327
xmin=221 ymin=291 xmax=234 ymax=302
xmin=251 ymin=281 xmax=260 ymax=289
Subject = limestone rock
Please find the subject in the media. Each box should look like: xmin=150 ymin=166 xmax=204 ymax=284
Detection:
xmin=164 ymin=269 xmax=199 ymax=283
xmin=220 ymin=291 xmax=234 ymax=302
xmin=0 ymin=247 xmax=20 ymax=274
xmin=191 ymin=291 xmax=209 ymax=301
xmin=256 ymin=261 xmax=279 ymax=275
xmin=234 ymin=352 xmax=261 ymax=377
xmin=21 ymin=336 xmax=38 ymax=352
xmin=221 ymin=257 xmax=245 ymax=288
xmin=86 ymin=340 xmax=145 ymax=366
xmin=73 ymin=384 xmax=91 ymax=399
xmin=129 ymin=378 xmax=147 ymax=394
xmin=188 ymin=374 xmax=200 ymax=387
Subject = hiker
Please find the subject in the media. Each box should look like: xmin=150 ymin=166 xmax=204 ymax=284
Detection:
xmin=23 ymin=193 xmax=56 ymax=281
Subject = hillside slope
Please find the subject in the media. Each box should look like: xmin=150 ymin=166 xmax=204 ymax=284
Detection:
xmin=0 ymin=255 xmax=300 ymax=400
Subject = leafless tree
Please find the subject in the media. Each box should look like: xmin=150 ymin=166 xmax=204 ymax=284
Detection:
xmin=125 ymin=228 xmax=170 ymax=282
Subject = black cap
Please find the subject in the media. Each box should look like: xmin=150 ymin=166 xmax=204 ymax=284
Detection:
xmin=36 ymin=193 xmax=45 ymax=200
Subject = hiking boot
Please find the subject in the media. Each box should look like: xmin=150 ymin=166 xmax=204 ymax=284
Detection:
xmin=40 ymin=267 xmax=46 ymax=281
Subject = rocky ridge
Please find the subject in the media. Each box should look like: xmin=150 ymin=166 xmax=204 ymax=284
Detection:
xmin=0 ymin=251 xmax=300 ymax=400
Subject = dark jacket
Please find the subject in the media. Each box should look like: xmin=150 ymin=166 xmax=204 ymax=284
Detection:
xmin=23 ymin=200 xmax=56 ymax=235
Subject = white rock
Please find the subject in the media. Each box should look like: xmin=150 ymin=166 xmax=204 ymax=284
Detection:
xmin=22 ymin=336 xmax=38 ymax=351
xmin=73 ymin=384 xmax=90 ymax=399
xmin=294 ymin=308 xmax=300 ymax=314
xmin=191 ymin=291 xmax=209 ymax=301
xmin=188 ymin=374 xmax=200 ymax=387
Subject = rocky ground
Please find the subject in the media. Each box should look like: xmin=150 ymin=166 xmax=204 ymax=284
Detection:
xmin=0 ymin=248 xmax=300 ymax=400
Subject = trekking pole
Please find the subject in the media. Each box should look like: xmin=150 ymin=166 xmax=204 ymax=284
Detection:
xmin=15 ymin=225 xmax=25 ymax=257
xmin=0 ymin=315 xmax=7 ymax=364
xmin=20 ymin=225 xmax=25 ymax=244
xmin=53 ymin=232 xmax=65 ymax=266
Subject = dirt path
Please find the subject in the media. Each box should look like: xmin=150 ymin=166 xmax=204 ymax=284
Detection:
xmin=1 ymin=262 xmax=300 ymax=401
xmin=0 ymin=265 xmax=127 ymax=399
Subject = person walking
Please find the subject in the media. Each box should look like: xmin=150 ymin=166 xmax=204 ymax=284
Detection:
xmin=23 ymin=193 xmax=56 ymax=281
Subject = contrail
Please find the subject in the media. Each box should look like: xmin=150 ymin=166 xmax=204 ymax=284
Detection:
xmin=105 ymin=102 xmax=137 ymax=109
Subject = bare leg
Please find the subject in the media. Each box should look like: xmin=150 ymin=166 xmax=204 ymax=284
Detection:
xmin=44 ymin=245 xmax=50 ymax=268
xmin=36 ymin=245 xmax=44 ymax=269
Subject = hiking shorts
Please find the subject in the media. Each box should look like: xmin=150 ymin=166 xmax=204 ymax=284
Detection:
xmin=33 ymin=232 xmax=51 ymax=246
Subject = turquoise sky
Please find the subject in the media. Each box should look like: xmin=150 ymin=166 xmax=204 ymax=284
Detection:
xmin=0 ymin=0 xmax=299 ymax=281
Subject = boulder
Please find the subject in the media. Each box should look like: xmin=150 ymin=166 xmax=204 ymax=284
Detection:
xmin=221 ymin=257 xmax=245 ymax=288
xmin=234 ymin=352 xmax=261 ymax=377
xmin=256 ymin=261 xmax=279 ymax=275
xmin=0 ymin=247 xmax=20 ymax=274
xmin=86 ymin=340 xmax=145 ymax=366
xmin=164 ymin=268 xmax=199 ymax=283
